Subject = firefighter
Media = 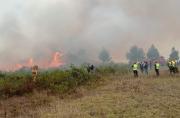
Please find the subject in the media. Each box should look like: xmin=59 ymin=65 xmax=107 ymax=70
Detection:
xmin=87 ymin=64 xmax=95 ymax=73
xmin=139 ymin=61 xmax=144 ymax=74
xmin=132 ymin=62 xmax=138 ymax=77
xmin=154 ymin=61 xmax=160 ymax=76
xmin=172 ymin=60 xmax=176 ymax=73
xmin=172 ymin=60 xmax=179 ymax=74
xmin=168 ymin=60 xmax=173 ymax=74
xmin=31 ymin=65 xmax=38 ymax=82
xmin=144 ymin=61 xmax=149 ymax=75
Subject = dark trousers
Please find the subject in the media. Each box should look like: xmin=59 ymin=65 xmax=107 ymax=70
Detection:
xmin=174 ymin=67 xmax=179 ymax=74
xmin=133 ymin=70 xmax=138 ymax=77
xmin=169 ymin=67 xmax=173 ymax=74
xmin=155 ymin=69 xmax=159 ymax=76
xmin=170 ymin=67 xmax=179 ymax=74
xmin=144 ymin=67 xmax=148 ymax=75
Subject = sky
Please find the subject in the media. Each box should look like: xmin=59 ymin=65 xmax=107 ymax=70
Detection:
xmin=0 ymin=0 xmax=180 ymax=68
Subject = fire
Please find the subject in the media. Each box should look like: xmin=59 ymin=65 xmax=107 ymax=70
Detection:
xmin=28 ymin=58 xmax=34 ymax=67
xmin=4 ymin=51 xmax=65 ymax=71
xmin=14 ymin=58 xmax=34 ymax=71
xmin=15 ymin=64 xmax=23 ymax=70
xmin=50 ymin=52 xmax=64 ymax=67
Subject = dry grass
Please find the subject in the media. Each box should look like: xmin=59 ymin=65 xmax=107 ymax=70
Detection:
xmin=1 ymin=75 xmax=180 ymax=118
xmin=39 ymin=76 xmax=180 ymax=118
xmin=0 ymin=91 xmax=54 ymax=118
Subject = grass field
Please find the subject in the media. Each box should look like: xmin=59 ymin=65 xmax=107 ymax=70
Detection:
xmin=0 ymin=73 xmax=180 ymax=118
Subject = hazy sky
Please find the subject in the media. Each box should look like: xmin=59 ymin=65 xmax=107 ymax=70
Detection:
xmin=0 ymin=0 xmax=180 ymax=67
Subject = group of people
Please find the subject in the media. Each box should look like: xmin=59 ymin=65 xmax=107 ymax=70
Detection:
xmin=139 ymin=61 xmax=149 ymax=75
xmin=132 ymin=60 xmax=178 ymax=77
xmin=167 ymin=60 xmax=179 ymax=74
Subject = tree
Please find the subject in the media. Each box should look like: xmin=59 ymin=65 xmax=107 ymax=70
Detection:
xmin=147 ymin=45 xmax=160 ymax=60
xmin=169 ymin=47 xmax=179 ymax=60
xmin=99 ymin=48 xmax=111 ymax=63
xmin=126 ymin=46 xmax=145 ymax=63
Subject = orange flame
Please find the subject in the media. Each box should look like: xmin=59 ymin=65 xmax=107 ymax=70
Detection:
xmin=27 ymin=58 xmax=34 ymax=67
xmin=1 ymin=51 xmax=65 ymax=71
xmin=15 ymin=64 xmax=23 ymax=70
xmin=50 ymin=52 xmax=64 ymax=68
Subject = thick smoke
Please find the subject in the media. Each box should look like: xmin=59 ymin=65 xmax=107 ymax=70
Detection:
xmin=0 ymin=0 xmax=180 ymax=69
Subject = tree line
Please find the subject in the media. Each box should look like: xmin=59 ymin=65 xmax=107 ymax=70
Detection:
xmin=98 ymin=45 xmax=179 ymax=63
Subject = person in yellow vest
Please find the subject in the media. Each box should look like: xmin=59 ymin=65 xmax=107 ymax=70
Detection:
xmin=168 ymin=60 xmax=173 ymax=74
xmin=154 ymin=61 xmax=160 ymax=76
xmin=172 ymin=60 xmax=176 ymax=67
xmin=172 ymin=60 xmax=176 ymax=74
xmin=132 ymin=62 xmax=139 ymax=77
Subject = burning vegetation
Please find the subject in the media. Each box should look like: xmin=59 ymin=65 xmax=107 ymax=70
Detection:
xmin=1 ymin=52 xmax=64 ymax=72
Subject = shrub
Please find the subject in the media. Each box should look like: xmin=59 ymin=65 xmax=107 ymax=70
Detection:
xmin=0 ymin=76 xmax=34 ymax=97
xmin=36 ymin=65 xmax=96 ymax=94
xmin=96 ymin=63 xmax=129 ymax=75
xmin=0 ymin=63 xmax=127 ymax=97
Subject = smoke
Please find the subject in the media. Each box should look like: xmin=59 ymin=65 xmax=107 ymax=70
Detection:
xmin=0 ymin=0 xmax=180 ymax=69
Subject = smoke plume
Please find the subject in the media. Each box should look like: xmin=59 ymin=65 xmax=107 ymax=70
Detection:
xmin=0 ymin=0 xmax=180 ymax=70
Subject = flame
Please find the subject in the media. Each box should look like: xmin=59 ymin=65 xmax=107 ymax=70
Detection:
xmin=50 ymin=52 xmax=64 ymax=68
xmin=15 ymin=64 xmax=23 ymax=70
xmin=28 ymin=58 xmax=34 ymax=67
xmin=0 ymin=51 xmax=65 ymax=71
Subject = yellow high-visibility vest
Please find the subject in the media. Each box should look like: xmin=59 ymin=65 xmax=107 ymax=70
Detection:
xmin=172 ymin=61 xmax=176 ymax=67
xmin=168 ymin=61 xmax=172 ymax=66
xmin=133 ymin=64 xmax=138 ymax=70
xmin=155 ymin=63 xmax=160 ymax=70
